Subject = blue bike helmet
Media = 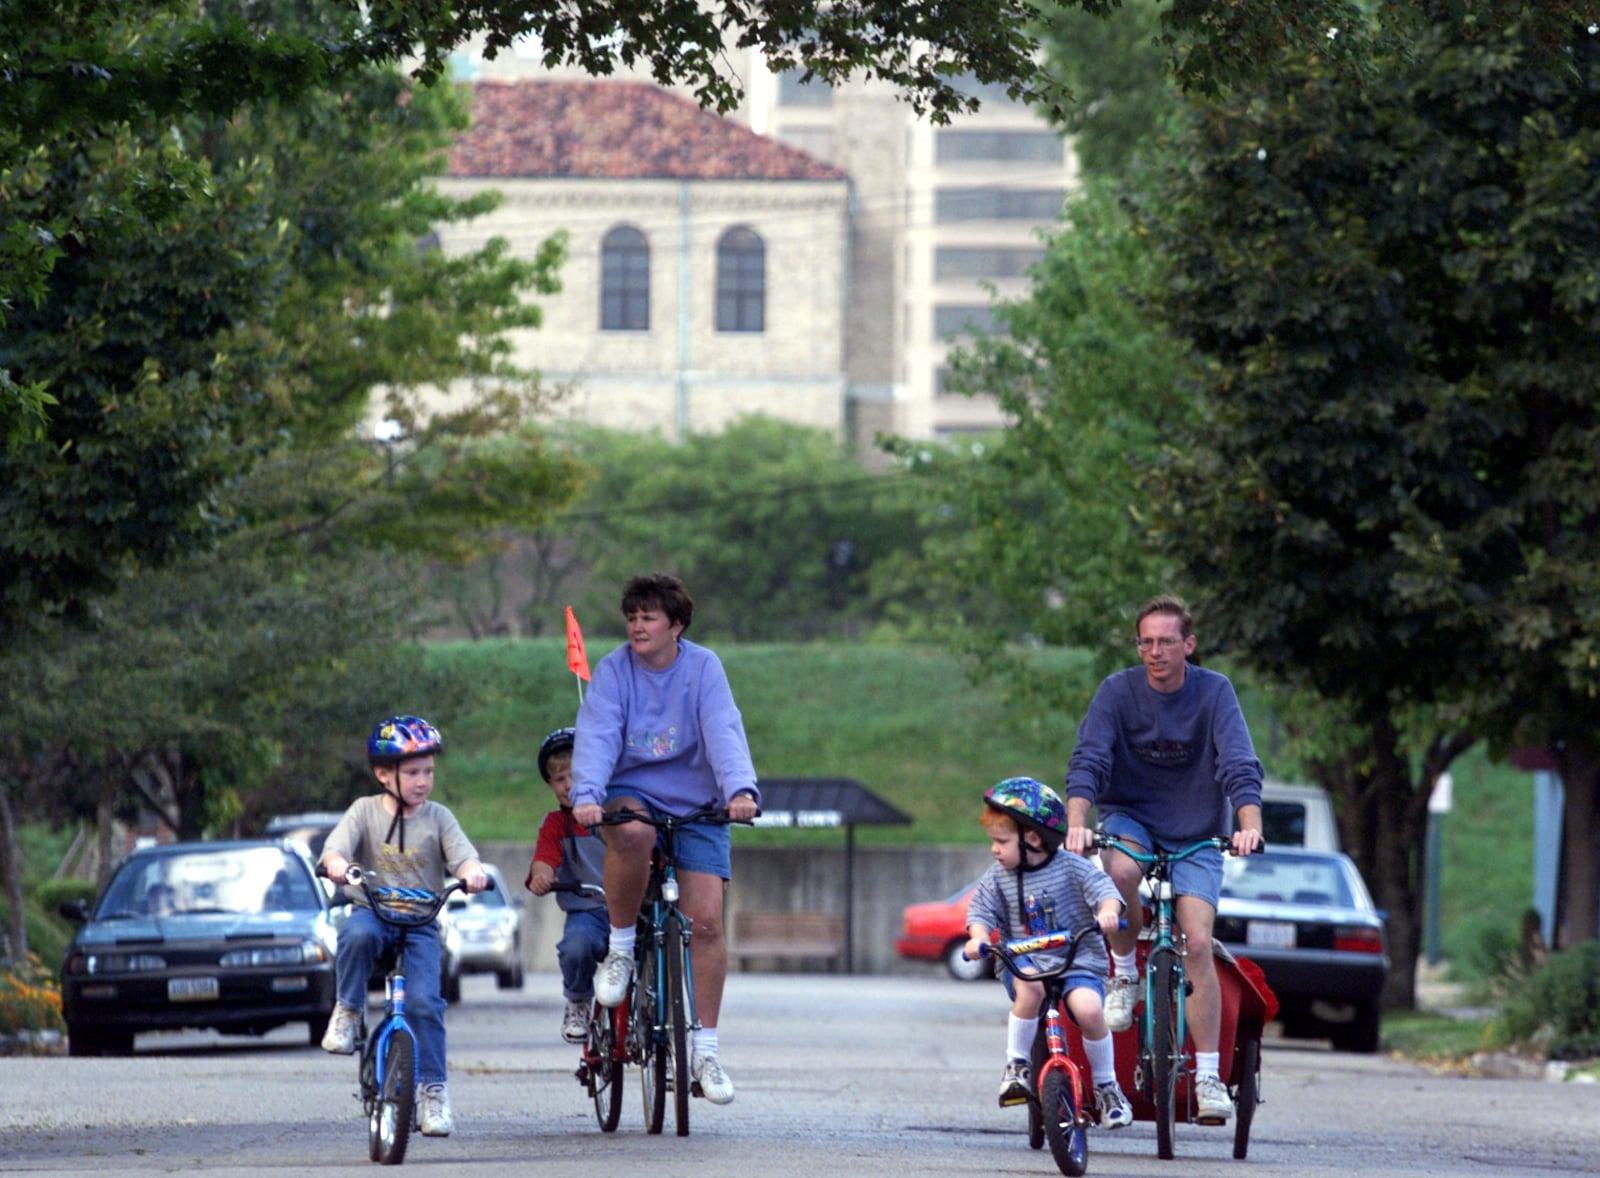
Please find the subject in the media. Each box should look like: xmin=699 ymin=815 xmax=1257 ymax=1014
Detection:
xmin=367 ymin=715 xmax=443 ymax=767
xmin=538 ymin=727 xmax=575 ymax=783
xmin=984 ymin=777 xmax=1067 ymax=851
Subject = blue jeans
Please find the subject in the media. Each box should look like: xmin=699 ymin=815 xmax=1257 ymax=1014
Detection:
xmin=335 ymin=906 xmax=447 ymax=1085
xmin=558 ymin=907 xmax=610 ymax=1001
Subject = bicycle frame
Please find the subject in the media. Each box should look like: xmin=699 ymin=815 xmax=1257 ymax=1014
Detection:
xmin=1093 ymin=832 xmax=1230 ymax=1160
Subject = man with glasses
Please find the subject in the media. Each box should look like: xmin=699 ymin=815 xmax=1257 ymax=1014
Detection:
xmin=1061 ymin=594 xmax=1264 ymax=1125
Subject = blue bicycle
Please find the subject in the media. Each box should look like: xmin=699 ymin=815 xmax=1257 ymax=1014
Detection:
xmin=340 ymin=864 xmax=471 ymax=1166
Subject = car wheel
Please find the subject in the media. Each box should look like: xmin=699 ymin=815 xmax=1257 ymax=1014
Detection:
xmin=497 ymin=958 xmax=525 ymax=990
xmin=308 ymin=1008 xmax=332 ymax=1047
xmin=1331 ymin=998 xmax=1381 ymax=1054
xmin=444 ymin=968 xmax=462 ymax=1004
xmin=944 ymin=939 xmax=989 ymax=982
xmin=68 ymin=1025 xmax=133 ymax=1057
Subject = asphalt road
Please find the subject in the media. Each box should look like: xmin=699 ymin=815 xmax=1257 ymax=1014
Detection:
xmin=3 ymin=972 xmax=1596 ymax=1177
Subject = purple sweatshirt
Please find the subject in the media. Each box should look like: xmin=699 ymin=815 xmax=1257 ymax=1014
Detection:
xmin=1064 ymin=664 xmax=1263 ymax=844
xmin=570 ymin=637 xmax=760 ymax=815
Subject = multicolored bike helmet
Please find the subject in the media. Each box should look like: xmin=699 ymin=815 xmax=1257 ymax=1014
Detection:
xmin=984 ymin=776 xmax=1067 ymax=850
xmin=367 ymin=715 xmax=443 ymax=767
xmin=538 ymin=726 xmax=575 ymax=783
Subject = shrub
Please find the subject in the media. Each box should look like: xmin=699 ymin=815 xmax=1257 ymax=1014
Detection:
xmin=0 ymin=953 xmax=65 ymax=1037
xmin=1493 ymin=942 xmax=1600 ymax=1061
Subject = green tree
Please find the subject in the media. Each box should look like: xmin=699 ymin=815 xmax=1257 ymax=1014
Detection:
xmin=1144 ymin=11 xmax=1600 ymax=986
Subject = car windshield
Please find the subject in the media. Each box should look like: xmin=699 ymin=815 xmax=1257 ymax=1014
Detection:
xmin=97 ymin=847 xmax=322 ymax=917
xmin=1220 ymin=854 xmax=1353 ymax=908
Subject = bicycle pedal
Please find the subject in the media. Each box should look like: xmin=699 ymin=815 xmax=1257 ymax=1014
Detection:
xmin=574 ymin=1063 xmax=590 ymax=1084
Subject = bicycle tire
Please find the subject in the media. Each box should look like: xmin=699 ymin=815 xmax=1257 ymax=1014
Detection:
xmin=1149 ymin=950 xmax=1179 ymax=1161
xmin=371 ymin=1030 xmax=414 ymax=1166
xmin=1026 ymin=1021 xmax=1048 ymax=1150
xmin=664 ymin=910 xmax=692 ymax=1137
xmin=638 ymin=938 xmax=667 ymax=1135
xmin=586 ymin=1001 xmax=623 ymax=1133
xmin=1232 ymin=1035 xmax=1260 ymax=1160
xmin=1040 ymin=1068 xmax=1088 ymax=1177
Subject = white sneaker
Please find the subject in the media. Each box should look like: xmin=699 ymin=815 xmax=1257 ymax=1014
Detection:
xmin=320 ymin=1003 xmax=360 ymax=1054
xmin=416 ymin=1081 xmax=454 ymax=1136
xmin=996 ymin=1059 xmax=1031 ymax=1107
xmin=594 ymin=951 xmax=634 ymax=1008
xmin=1194 ymin=1074 xmax=1233 ymax=1124
xmin=1094 ymin=1083 xmax=1133 ymax=1129
xmin=691 ymin=1052 xmax=735 ymax=1105
xmin=561 ymin=998 xmax=591 ymax=1044
xmin=1104 ymin=975 xmax=1137 ymax=1033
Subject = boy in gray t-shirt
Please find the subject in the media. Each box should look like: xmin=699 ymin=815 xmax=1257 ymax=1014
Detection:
xmin=319 ymin=715 xmax=488 ymax=1139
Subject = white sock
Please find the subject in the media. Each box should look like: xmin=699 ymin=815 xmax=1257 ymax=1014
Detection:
xmin=607 ymin=925 xmax=636 ymax=957
xmin=1007 ymin=1013 xmax=1038 ymax=1062
xmin=693 ymin=1027 xmax=718 ymax=1060
xmin=1082 ymin=1032 xmax=1117 ymax=1088
xmin=1113 ymin=950 xmax=1138 ymax=980
xmin=1194 ymin=1051 xmax=1220 ymax=1080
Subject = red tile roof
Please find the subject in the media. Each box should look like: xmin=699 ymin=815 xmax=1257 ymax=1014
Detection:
xmin=448 ymin=80 xmax=846 ymax=182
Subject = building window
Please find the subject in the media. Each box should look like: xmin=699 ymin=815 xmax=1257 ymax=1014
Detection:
xmin=935 ymin=129 xmax=1064 ymax=164
xmin=600 ymin=225 xmax=650 ymax=331
xmin=716 ymin=226 xmax=765 ymax=333
xmin=934 ymin=188 xmax=1065 ymax=222
xmin=934 ymin=304 xmax=1000 ymax=338
xmin=934 ymin=247 xmax=1045 ymax=281
xmin=778 ymin=70 xmax=833 ymax=107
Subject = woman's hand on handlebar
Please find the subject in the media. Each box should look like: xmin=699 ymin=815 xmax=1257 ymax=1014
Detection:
xmin=727 ymin=792 xmax=760 ymax=823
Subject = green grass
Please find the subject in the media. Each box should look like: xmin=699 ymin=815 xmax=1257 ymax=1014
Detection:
xmin=1380 ymin=1010 xmax=1497 ymax=1066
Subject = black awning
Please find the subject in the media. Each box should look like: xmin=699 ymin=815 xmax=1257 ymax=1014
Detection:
xmin=750 ymin=778 xmax=911 ymax=829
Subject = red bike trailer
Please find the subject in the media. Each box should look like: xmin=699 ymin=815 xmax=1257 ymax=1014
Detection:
xmin=1063 ymin=938 xmax=1278 ymax=1160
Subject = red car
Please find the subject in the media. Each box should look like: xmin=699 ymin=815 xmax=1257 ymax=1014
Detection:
xmin=895 ymin=880 xmax=990 ymax=981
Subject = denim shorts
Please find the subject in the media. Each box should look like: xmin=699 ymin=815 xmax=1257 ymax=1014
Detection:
xmin=606 ymin=787 xmax=732 ymax=880
xmin=1100 ymin=811 xmax=1223 ymax=908
xmin=1002 ymin=968 xmax=1106 ymax=1015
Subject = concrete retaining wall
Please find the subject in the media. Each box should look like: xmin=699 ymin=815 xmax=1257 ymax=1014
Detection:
xmin=479 ymin=841 xmax=992 ymax=979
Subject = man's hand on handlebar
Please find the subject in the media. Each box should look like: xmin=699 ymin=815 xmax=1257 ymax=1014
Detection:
xmin=727 ymin=792 xmax=760 ymax=823
xmin=1063 ymin=825 xmax=1096 ymax=856
xmin=572 ymin=802 xmax=604 ymax=830
xmin=1230 ymin=827 xmax=1264 ymax=857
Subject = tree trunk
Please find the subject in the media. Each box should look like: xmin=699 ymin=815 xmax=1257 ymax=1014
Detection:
xmin=0 ymin=787 xmax=27 ymax=966
xmin=1555 ymin=742 xmax=1599 ymax=947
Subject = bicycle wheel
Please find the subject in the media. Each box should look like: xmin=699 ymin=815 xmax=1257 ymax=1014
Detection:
xmin=1149 ymin=950 xmax=1179 ymax=1161
xmin=1231 ymin=1036 xmax=1260 ymax=1160
xmin=1026 ymin=1021 xmax=1048 ymax=1150
xmin=370 ymin=1030 xmax=415 ymax=1166
xmin=1040 ymin=1067 xmax=1088 ymax=1178
xmin=637 ymin=940 xmax=667 ymax=1135
xmin=664 ymin=910 xmax=692 ymax=1137
xmin=586 ymin=1000 xmax=623 ymax=1133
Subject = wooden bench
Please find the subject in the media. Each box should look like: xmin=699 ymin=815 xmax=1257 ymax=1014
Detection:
xmin=731 ymin=909 xmax=848 ymax=972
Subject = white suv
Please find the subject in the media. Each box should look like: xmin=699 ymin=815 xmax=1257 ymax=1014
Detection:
xmin=1255 ymin=782 xmax=1340 ymax=851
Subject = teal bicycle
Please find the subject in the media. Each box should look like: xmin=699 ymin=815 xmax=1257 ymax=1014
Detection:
xmin=1091 ymin=832 xmax=1264 ymax=1162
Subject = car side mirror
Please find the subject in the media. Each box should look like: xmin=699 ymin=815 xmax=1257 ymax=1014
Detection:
xmin=58 ymin=899 xmax=90 ymax=924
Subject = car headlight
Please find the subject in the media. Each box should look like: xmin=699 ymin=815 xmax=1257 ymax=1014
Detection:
xmin=220 ymin=940 xmax=329 ymax=967
xmin=67 ymin=952 xmax=167 ymax=975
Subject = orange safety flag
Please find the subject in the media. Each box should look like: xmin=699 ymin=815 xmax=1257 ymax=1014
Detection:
xmin=565 ymin=606 xmax=591 ymax=682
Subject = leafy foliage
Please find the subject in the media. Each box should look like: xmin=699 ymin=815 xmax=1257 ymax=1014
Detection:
xmin=1494 ymin=943 xmax=1600 ymax=1060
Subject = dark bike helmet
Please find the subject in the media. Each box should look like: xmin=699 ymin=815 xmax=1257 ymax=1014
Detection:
xmin=367 ymin=715 xmax=443 ymax=767
xmin=984 ymin=777 xmax=1067 ymax=851
xmin=538 ymin=726 xmax=575 ymax=783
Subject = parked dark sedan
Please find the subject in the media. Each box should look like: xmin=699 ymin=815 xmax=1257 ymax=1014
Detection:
xmin=1213 ymin=846 xmax=1389 ymax=1053
xmin=58 ymin=839 xmax=338 ymax=1056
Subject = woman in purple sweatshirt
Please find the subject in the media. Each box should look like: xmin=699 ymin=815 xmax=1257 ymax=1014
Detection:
xmin=571 ymin=573 xmax=761 ymax=1107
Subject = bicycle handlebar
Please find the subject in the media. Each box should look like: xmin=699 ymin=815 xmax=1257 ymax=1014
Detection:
xmin=547 ymin=880 xmax=605 ymax=899
xmin=594 ymin=802 xmax=756 ymax=829
xmin=1093 ymin=832 xmax=1256 ymax=867
xmin=334 ymin=863 xmax=481 ymax=928
xmin=978 ymin=922 xmax=1115 ymax=982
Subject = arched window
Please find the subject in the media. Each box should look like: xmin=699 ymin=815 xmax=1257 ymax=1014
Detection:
xmin=716 ymin=226 xmax=765 ymax=333
xmin=600 ymin=225 xmax=649 ymax=331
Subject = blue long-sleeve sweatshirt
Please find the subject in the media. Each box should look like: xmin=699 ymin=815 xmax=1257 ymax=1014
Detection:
xmin=1064 ymin=664 xmax=1263 ymax=844
xmin=570 ymin=637 xmax=760 ymax=815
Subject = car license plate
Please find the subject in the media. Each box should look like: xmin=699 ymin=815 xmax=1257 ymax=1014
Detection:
xmin=1247 ymin=920 xmax=1297 ymax=950
xmin=169 ymin=976 xmax=220 ymax=1002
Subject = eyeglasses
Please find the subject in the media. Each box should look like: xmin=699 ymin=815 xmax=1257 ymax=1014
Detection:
xmin=1134 ymin=636 xmax=1185 ymax=653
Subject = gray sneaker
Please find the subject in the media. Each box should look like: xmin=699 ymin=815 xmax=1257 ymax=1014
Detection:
xmin=1094 ymin=1082 xmax=1133 ymax=1129
xmin=594 ymin=951 xmax=634 ymax=1008
xmin=996 ymin=1059 xmax=1031 ymax=1107
xmin=1194 ymin=1074 xmax=1233 ymax=1124
xmin=416 ymin=1082 xmax=453 ymax=1136
xmin=1104 ymin=975 xmax=1137 ymax=1033
xmin=561 ymin=998 xmax=591 ymax=1044
xmin=320 ymin=1003 xmax=360 ymax=1055
xmin=691 ymin=1052 xmax=735 ymax=1104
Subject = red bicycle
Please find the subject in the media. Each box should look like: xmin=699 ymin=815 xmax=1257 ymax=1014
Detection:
xmin=981 ymin=923 xmax=1108 ymax=1177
